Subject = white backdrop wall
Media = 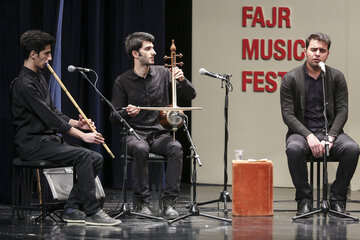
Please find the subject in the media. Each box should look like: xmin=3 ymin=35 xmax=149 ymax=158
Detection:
xmin=192 ymin=0 xmax=360 ymax=189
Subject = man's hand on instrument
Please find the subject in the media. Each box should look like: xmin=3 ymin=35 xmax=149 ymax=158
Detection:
xmin=78 ymin=114 xmax=96 ymax=130
xmin=306 ymin=133 xmax=324 ymax=158
xmin=82 ymin=132 xmax=104 ymax=144
xmin=171 ymin=67 xmax=184 ymax=82
xmin=126 ymin=104 xmax=140 ymax=117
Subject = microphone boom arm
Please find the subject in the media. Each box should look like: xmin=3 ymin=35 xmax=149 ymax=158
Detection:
xmin=78 ymin=71 xmax=140 ymax=141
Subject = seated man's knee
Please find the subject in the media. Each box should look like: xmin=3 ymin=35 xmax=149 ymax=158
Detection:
xmin=286 ymin=141 xmax=305 ymax=157
xmin=76 ymin=148 xmax=102 ymax=168
xmin=167 ymin=141 xmax=183 ymax=157
xmin=131 ymin=142 xmax=150 ymax=158
xmin=344 ymin=141 xmax=360 ymax=157
xmin=92 ymin=151 xmax=104 ymax=167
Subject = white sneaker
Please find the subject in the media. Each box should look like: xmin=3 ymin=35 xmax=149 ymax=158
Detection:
xmin=85 ymin=209 xmax=121 ymax=226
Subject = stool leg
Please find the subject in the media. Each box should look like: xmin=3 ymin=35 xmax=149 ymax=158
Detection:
xmin=317 ymin=161 xmax=321 ymax=209
xmin=150 ymin=162 xmax=158 ymax=212
xmin=11 ymin=167 xmax=19 ymax=219
xmin=158 ymin=162 xmax=165 ymax=212
xmin=24 ymin=169 xmax=33 ymax=219
xmin=17 ymin=168 xmax=33 ymax=220
xmin=310 ymin=160 xmax=314 ymax=207
xmin=35 ymin=169 xmax=45 ymax=222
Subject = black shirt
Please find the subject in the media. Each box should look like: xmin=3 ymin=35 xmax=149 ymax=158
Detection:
xmin=110 ymin=65 xmax=196 ymax=132
xmin=11 ymin=66 xmax=72 ymax=158
xmin=304 ymin=72 xmax=325 ymax=132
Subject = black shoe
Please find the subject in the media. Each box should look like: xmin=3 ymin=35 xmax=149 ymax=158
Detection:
xmin=63 ymin=208 xmax=86 ymax=223
xmin=135 ymin=201 xmax=153 ymax=215
xmin=296 ymin=200 xmax=312 ymax=216
xmin=330 ymin=202 xmax=349 ymax=216
xmin=163 ymin=198 xmax=179 ymax=220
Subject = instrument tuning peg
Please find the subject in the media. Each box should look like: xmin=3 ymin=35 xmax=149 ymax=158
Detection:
xmin=164 ymin=55 xmax=171 ymax=60
xmin=176 ymin=62 xmax=184 ymax=66
xmin=170 ymin=39 xmax=176 ymax=51
xmin=164 ymin=63 xmax=171 ymax=68
xmin=176 ymin=53 xmax=183 ymax=58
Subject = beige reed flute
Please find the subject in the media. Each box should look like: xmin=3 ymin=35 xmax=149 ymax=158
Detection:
xmin=46 ymin=63 xmax=115 ymax=159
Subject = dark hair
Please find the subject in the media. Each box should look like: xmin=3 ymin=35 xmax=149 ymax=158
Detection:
xmin=305 ymin=32 xmax=331 ymax=50
xmin=125 ymin=32 xmax=155 ymax=60
xmin=20 ymin=30 xmax=55 ymax=59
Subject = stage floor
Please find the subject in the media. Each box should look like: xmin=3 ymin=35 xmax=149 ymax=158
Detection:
xmin=1 ymin=185 xmax=360 ymax=239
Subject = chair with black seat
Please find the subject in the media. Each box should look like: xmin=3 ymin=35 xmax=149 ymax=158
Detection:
xmin=12 ymin=157 xmax=75 ymax=222
xmin=119 ymin=152 xmax=166 ymax=213
xmin=274 ymin=156 xmax=342 ymax=212
xmin=308 ymin=155 xmax=360 ymax=211
xmin=308 ymin=156 xmax=339 ymax=210
xmin=294 ymin=151 xmax=359 ymax=220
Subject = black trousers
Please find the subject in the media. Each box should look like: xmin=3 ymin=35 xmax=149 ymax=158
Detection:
xmin=126 ymin=131 xmax=183 ymax=203
xmin=23 ymin=137 xmax=103 ymax=215
xmin=286 ymin=133 xmax=359 ymax=203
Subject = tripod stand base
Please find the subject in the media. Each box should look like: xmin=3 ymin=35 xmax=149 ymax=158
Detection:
xmin=112 ymin=203 xmax=165 ymax=221
xmin=196 ymin=190 xmax=232 ymax=213
xmin=292 ymin=200 xmax=359 ymax=221
xmin=168 ymin=203 xmax=232 ymax=225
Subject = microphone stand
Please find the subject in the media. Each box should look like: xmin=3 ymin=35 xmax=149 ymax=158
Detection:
xmin=79 ymin=71 xmax=164 ymax=221
xmin=293 ymin=69 xmax=358 ymax=221
xmin=168 ymin=115 xmax=232 ymax=224
xmin=196 ymin=73 xmax=233 ymax=213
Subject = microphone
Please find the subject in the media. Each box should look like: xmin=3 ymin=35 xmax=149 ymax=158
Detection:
xmin=319 ymin=62 xmax=326 ymax=73
xmin=199 ymin=68 xmax=229 ymax=80
xmin=68 ymin=65 xmax=91 ymax=73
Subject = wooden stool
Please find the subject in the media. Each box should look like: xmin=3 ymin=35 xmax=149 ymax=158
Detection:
xmin=232 ymin=160 xmax=273 ymax=216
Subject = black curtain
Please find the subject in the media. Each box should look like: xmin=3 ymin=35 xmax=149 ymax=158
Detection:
xmin=0 ymin=0 xmax=192 ymax=203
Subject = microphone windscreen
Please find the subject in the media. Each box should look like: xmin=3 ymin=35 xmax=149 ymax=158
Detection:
xmin=67 ymin=65 xmax=75 ymax=72
xmin=319 ymin=62 xmax=326 ymax=73
xmin=199 ymin=68 xmax=206 ymax=75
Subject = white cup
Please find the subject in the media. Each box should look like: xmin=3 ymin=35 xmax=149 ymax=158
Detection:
xmin=234 ymin=150 xmax=244 ymax=160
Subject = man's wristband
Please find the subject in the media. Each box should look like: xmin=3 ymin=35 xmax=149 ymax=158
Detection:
xmin=322 ymin=136 xmax=335 ymax=143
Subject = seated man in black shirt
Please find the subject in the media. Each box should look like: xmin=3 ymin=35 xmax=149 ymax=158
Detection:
xmin=12 ymin=30 xmax=120 ymax=226
xmin=110 ymin=32 xmax=196 ymax=219
xmin=280 ymin=32 xmax=359 ymax=216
